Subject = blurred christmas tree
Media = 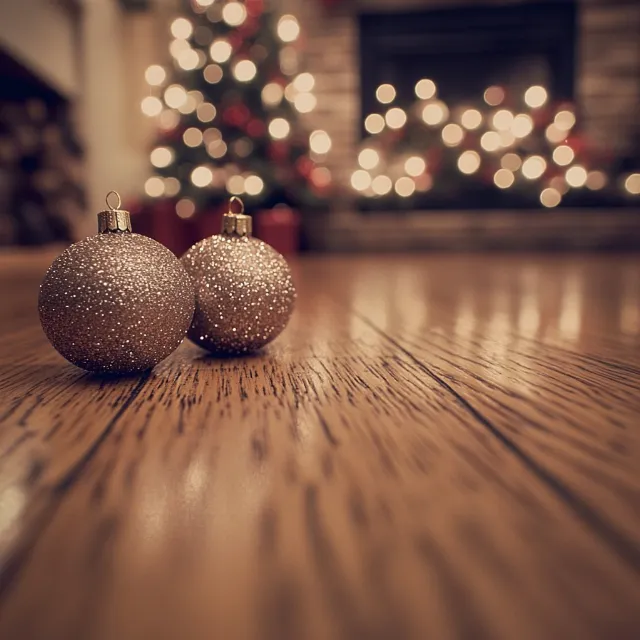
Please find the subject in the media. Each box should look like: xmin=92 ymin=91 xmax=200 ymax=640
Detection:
xmin=141 ymin=0 xmax=332 ymax=219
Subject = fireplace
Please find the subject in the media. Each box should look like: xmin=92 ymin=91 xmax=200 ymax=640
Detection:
xmin=356 ymin=1 xmax=588 ymax=211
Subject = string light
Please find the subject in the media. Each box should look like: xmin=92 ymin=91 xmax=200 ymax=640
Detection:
xmin=554 ymin=110 xmax=576 ymax=131
xmin=480 ymin=131 xmax=501 ymax=152
xmin=499 ymin=131 xmax=515 ymax=148
xmin=442 ymin=123 xmax=464 ymax=146
xmin=222 ymin=1 xmax=247 ymax=26
xmin=145 ymin=65 xmax=166 ymax=86
xmin=415 ymin=79 xmax=437 ymax=100
xmin=565 ymin=165 xmax=587 ymax=187
xmin=183 ymin=127 xmax=203 ymax=147
xmin=164 ymin=177 xmax=180 ymax=197
xmin=207 ymin=140 xmax=227 ymax=159
xmin=204 ymin=64 xmax=223 ymax=84
xmin=294 ymin=73 xmax=315 ymax=92
xmin=458 ymin=150 xmax=480 ymax=174
xmin=309 ymin=130 xmax=332 ymax=154
xmin=191 ymin=166 xmax=213 ymax=187
xmin=372 ymin=175 xmax=392 ymax=195
xmin=492 ymin=109 xmax=514 ymax=131
xmin=484 ymin=86 xmax=505 ymax=106
xmin=511 ymin=114 xmax=533 ymax=138
xmin=522 ymin=156 xmax=547 ymax=180
xmin=364 ymin=114 xmax=385 ymax=134
xmin=545 ymin=124 xmax=567 ymax=144
xmin=294 ymin=93 xmax=317 ymax=113
xmin=176 ymin=198 xmax=195 ymax=219
xmin=385 ymin=107 xmax=407 ymax=129
xmin=244 ymin=175 xmax=264 ymax=196
xmin=145 ymin=176 xmax=165 ymax=197
xmin=171 ymin=18 xmax=193 ymax=40
xmin=141 ymin=96 xmax=163 ymax=117
xmin=178 ymin=93 xmax=198 ymax=115
xmin=169 ymin=39 xmax=190 ymax=60
xmin=197 ymin=103 xmax=216 ymax=123
xmin=177 ymin=48 xmax=199 ymax=71
xmin=624 ymin=173 xmax=640 ymax=194
xmin=150 ymin=147 xmax=173 ymax=168
xmin=210 ymin=39 xmax=232 ymax=63
xmin=461 ymin=109 xmax=482 ymax=130
xmin=422 ymin=101 xmax=448 ymax=125
xmin=233 ymin=60 xmax=257 ymax=82
xmin=376 ymin=84 xmax=396 ymax=104
xmin=158 ymin=109 xmax=179 ymax=130
xmin=269 ymin=118 xmax=291 ymax=139
xmin=586 ymin=171 xmax=607 ymax=190
xmin=395 ymin=177 xmax=415 ymax=197
xmin=494 ymin=169 xmax=515 ymax=189
xmin=540 ymin=188 xmax=561 ymax=207
xmin=164 ymin=85 xmax=187 ymax=109
xmin=553 ymin=145 xmax=574 ymax=166
xmin=351 ymin=170 xmax=371 ymax=191
xmin=358 ymin=148 xmax=380 ymax=170
xmin=501 ymin=153 xmax=522 ymax=171
xmin=203 ymin=127 xmax=221 ymax=144
xmin=415 ymin=173 xmax=433 ymax=192
xmin=277 ymin=15 xmax=300 ymax=42
xmin=405 ymin=156 xmax=426 ymax=177
xmin=524 ymin=86 xmax=547 ymax=108
xmin=311 ymin=167 xmax=332 ymax=189
xmin=262 ymin=83 xmax=284 ymax=106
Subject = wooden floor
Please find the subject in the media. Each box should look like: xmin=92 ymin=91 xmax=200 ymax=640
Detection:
xmin=0 ymin=250 xmax=639 ymax=640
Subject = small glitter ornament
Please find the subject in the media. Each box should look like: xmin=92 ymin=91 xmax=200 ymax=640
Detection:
xmin=39 ymin=191 xmax=195 ymax=374
xmin=181 ymin=197 xmax=296 ymax=355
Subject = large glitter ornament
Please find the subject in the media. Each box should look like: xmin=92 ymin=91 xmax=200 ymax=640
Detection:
xmin=182 ymin=197 xmax=296 ymax=354
xmin=39 ymin=191 xmax=195 ymax=374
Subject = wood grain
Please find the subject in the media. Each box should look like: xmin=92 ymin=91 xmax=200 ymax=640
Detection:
xmin=0 ymin=251 xmax=639 ymax=640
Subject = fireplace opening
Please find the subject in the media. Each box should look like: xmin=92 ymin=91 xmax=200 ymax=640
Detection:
xmin=357 ymin=1 xmax=592 ymax=211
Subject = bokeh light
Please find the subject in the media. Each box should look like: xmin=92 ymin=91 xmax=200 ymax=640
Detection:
xmin=351 ymin=170 xmax=371 ymax=191
xmin=145 ymin=65 xmax=166 ymax=86
xmin=376 ymin=84 xmax=396 ymax=104
xmin=492 ymin=109 xmax=514 ymax=131
xmin=501 ymin=153 xmax=522 ymax=171
xmin=422 ymin=101 xmax=448 ymax=126
xmin=540 ymin=188 xmax=561 ymax=207
xmin=233 ymin=60 xmax=257 ymax=82
xmin=309 ymin=130 xmax=332 ymax=154
xmin=458 ymin=150 xmax=481 ymax=174
xmin=524 ymin=85 xmax=548 ymax=108
xmin=145 ymin=176 xmax=165 ymax=198
xmin=209 ymin=39 xmax=232 ymax=63
xmin=624 ymin=173 xmax=640 ymax=194
xmin=522 ymin=156 xmax=547 ymax=180
xmin=461 ymin=109 xmax=482 ymax=130
xmin=269 ymin=118 xmax=291 ymax=139
xmin=358 ymin=148 xmax=380 ymax=170
xmin=552 ymin=145 xmax=575 ymax=166
xmin=262 ymin=82 xmax=284 ymax=106
xmin=405 ymin=156 xmax=426 ymax=177
xmin=511 ymin=114 xmax=533 ymax=138
xmin=565 ymin=165 xmax=588 ymax=187
xmin=494 ymin=169 xmax=515 ymax=189
xmin=480 ymin=131 xmax=501 ymax=152
xmin=364 ymin=114 xmax=385 ymax=134
xmin=150 ymin=147 xmax=173 ymax=168
xmin=484 ymin=86 xmax=505 ymax=106
xmin=141 ymin=96 xmax=163 ymax=117
xmin=415 ymin=79 xmax=437 ymax=100
xmin=395 ymin=177 xmax=416 ymax=198
xmin=277 ymin=15 xmax=300 ymax=42
xmin=385 ymin=107 xmax=407 ymax=129
xmin=222 ymin=2 xmax=247 ymax=26
xmin=183 ymin=127 xmax=203 ymax=147
xmin=372 ymin=175 xmax=393 ymax=195
xmin=442 ymin=123 xmax=464 ymax=147
xmin=171 ymin=18 xmax=193 ymax=40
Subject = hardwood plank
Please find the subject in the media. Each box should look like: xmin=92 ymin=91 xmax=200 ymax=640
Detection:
xmin=332 ymin=255 xmax=640 ymax=565
xmin=0 ymin=257 xmax=638 ymax=640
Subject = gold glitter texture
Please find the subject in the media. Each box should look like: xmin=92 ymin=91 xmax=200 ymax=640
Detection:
xmin=39 ymin=233 xmax=195 ymax=374
xmin=181 ymin=234 xmax=296 ymax=355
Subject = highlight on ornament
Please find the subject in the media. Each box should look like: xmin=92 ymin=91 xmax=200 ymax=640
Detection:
xmin=38 ymin=191 xmax=195 ymax=374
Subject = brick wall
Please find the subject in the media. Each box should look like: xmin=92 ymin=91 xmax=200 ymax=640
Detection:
xmin=276 ymin=0 xmax=640 ymax=198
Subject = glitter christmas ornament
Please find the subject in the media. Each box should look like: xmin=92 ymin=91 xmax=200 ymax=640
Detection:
xmin=181 ymin=197 xmax=296 ymax=355
xmin=39 ymin=191 xmax=195 ymax=374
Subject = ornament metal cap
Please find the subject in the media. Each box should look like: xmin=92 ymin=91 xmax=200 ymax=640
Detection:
xmin=222 ymin=196 xmax=252 ymax=237
xmin=97 ymin=190 xmax=132 ymax=234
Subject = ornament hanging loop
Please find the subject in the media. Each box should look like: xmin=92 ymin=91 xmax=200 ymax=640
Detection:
xmin=229 ymin=196 xmax=245 ymax=214
xmin=98 ymin=190 xmax=132 ymax=234
xmin=106 ymin=190 xmax=122 ymax=211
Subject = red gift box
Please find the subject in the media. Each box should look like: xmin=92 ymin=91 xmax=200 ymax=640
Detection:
xmin=254 ymin=206 xmax=300 ymax=255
